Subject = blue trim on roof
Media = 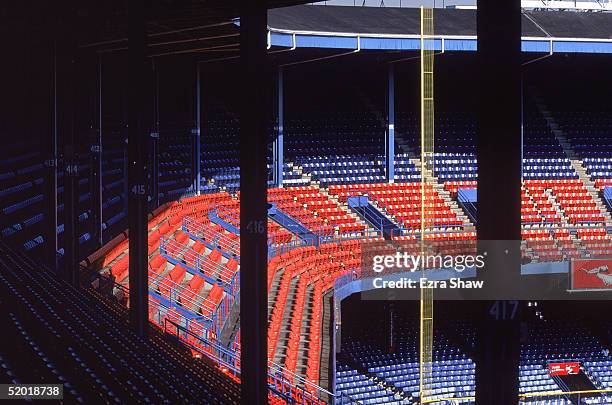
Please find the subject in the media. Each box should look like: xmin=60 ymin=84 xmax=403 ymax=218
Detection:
xmin=553 ymin=41 xmax=612 ymax=54
xmin=359 ymin=37 xmax=422 ymax=50
xmin=445 ymin=39 xmax=477 ymax=52
xmin=522 ymin=40 xmax=552 ymax=53
xmin=296 ymin=35 xmax=359 ymax=49
xmin=273 ymin=33 xmax=294 ymax=48
xmin=270 ymin=31 xmax=612 ymax=54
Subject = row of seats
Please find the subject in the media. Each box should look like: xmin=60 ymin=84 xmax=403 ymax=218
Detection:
xmin=328 ymin=182 xmax=465 ymax=231
xmin=267 ymin=241 xmax=361 ymax=387
xmin=520 ymin=319 xmax=611 ymax=402
xmin=0 ymin=240 xmax=241 ymax=404
xmin=1 ymin=137 xmax=130 ymax=261
xmin=338 ymin=314 xmax=476 ymax=404
xmin=269 ymin=186 xmax=368 ymax=236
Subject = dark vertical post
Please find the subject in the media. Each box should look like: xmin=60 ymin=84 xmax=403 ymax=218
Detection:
xmin=386 ymin=64 xmax=395 ymax=183
xmin=127 ymin=0 xmax=150 ymax=338
xmin=123 ymin=136 xmax=129 ymax=218
xmin=272 ymin=70 xmax=278 ymax=187
xmin=45 ymin=41 xmax=59 ymax=270
xmin=58 ymin=34 xmax=78 ymax=286
xmin=475 ymin=0 xmax=522 ymax=404
xmin=520 ymin=74 xmax=524 ymax=180
xmin=275 ymin=67 xmax=284 ymax=187
xmin=151 ymin=59 xmax=159 ymax=208
xmin=122 ymin=74 xmax=129 ymax=220
xmin=239 ymin=1 xmax=269 ymax=403
xmin=92 ymin=55 xmax=104 ymax=247
xmin=194 ymin=64 xmax=202 ymax=195
xmin=151 ymin=131 xmax=159 ymax=207
xmin=477 ymin=2 xmax=521 ymax=249
xmin=120 ymin=82 xmax=129 ymax=226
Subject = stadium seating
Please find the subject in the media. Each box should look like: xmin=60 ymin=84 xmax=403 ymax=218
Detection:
xmin=556 ymin=112 xmax=612 ymax=159
xmin=520 ymin=320 xmax=612 ymax=404
xmin=337 ymin=314 xmax=612 ymax=405
xmin=337 ymin=316 xmax=476 ymax=404
xmin=93 ymin=191 xmax=373 ymax=400
xmin=157 ymin=128 xmax=194 ymax=201
xmin=0 ymin=138 xmax=130 ymax=261
xmin=267 ymin=240 xmax=361 ymax=385
xmin=329 ymin=183 xmax=465 ymax=233
xmin=268 ymin=186 xmax=368 ymax=236
xmin=336 ymin=365 xmax=402 ymax=404
xmin=285 ymin=112 xmax=384 ymax=158
xmin=5 ymin=109 xmax=611 ymax=268
xmin=4 ymin=105 xmax=612 ymax=404
xmin=0 ymin=240 xmax=241 ymax=404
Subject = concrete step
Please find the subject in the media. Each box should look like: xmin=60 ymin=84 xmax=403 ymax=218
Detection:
xmin=273 ymin=276 xmax=299 ymax=365
xmin=294 ymin=285 xmax=315 ymax=383
xmin=268 ymin=268 xmax=285 ymax=317
xmin=317 ymin=291 xmax=333 ymax=392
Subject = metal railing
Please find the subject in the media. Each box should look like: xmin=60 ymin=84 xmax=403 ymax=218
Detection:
xmin=183 ymin=216 xmax=240 ymax=257
xmin=269 ymin=237 xmax=317 ymax=258
xmin=150 ymin=274 xmax=228 ymax=338
xmin=518 ymin=388 xmax=612 ymax=404
xmin=164 ymin=317 xmax=363 ymax=405
xmin=86 ymin=252 xmax=364 ymax=404
xmin=209 ymin=206 xmax=240 ymax=233
xmin=160 ymin=237 xmax=239 ymax=290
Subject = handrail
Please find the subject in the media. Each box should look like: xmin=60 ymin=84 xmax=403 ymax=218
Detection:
xmin=87 ymin=252 xmax=364 ymax=404
xmin=150 ymin=272 xmax=223 ymax=318
xmin=183 ymin=216 xmax=240 ymax=257
xmin=161 ymin=237 xmax=237 ymax=285
xmin=519 ymin=388 xmax=612 ymax=398
xmin=318 ymin=232 xmax=378 ymax=247
xmin=164 ymin=317 xmax=241 ymax=375
xmin=85 ymin=264 xmax=222 ymax=328
xmin=163 ymin=317 xmax=364 ymax=405
xmin=268 ymin=238 xmax=316 ymax=258
xmin=550 ymin=374 xmax=572 ymax=403
xmin=214 ymin=205 xmax=240 ymax=226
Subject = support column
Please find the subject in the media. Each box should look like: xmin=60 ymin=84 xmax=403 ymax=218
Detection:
xmin=475 ymin=0 xmax=522 ymax=403
xmin=151 ymin=59 xmax=159 ymax=208
xmin=127 ymin=0 xmax=150 ymax=338
xmin=63 ymin=141 xmax=78 ymax=286
xmin=193 ymin=64 xmax=202 ymax=195
xmin=274 ymin=67 xmax=284 ymax=188
xmin=57 ymin=35 xmax=78 ymax=286
xmin=386 ymin=65 xmax=395 ymax=183
xmin=520 ymin=73 xmax=524 ymax=180
xmin=123 ymin=135 xmax=129 ymax=216
xmin=92 ymin=55 xmax=104 ymax=247
xmin=150 ymin=129 xmax=159 ymax=207
xmin=272 ymin=73 xmax=278 ymax=187
xmin=239 ymin=1 xmax=270 ymax=403
xmin=45 ymin=41 xmax=59 ymax=270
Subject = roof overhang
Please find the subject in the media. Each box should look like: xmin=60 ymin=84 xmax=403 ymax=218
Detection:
xmin=267 ymin=5 xmax=612 ymax=55
xmin=268 ymin=29 xmax=612 ymax=54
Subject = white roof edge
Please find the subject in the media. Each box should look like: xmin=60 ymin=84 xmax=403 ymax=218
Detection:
xmin=269 ymin=27 xmax=612 ymax=43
